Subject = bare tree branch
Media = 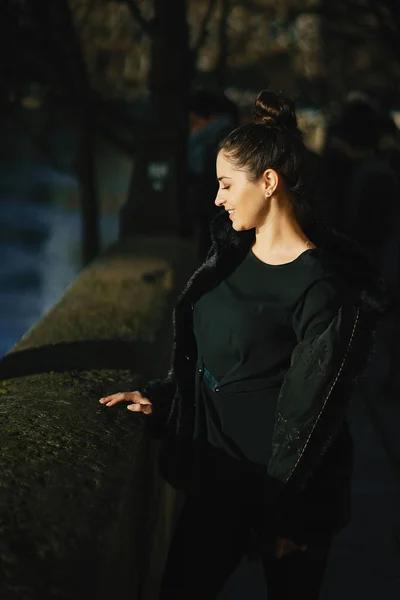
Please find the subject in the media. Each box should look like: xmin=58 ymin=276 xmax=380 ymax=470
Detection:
xmin=380 ymin=0 xmax=400 ymax=31
xmin=73 ymin=2 xmax=95 ymax=36
xmin=215 ymin=0 xmax=229 ymax=88
xmin=192 ymin=0 xmax=218 ymax=58
xmin=123 ymin=0 xmax=152 ymax=36
xmin=367 ymin=0 xmax=396 ymax=32
xmin=367 ymin=0 xmax=400 ymax=61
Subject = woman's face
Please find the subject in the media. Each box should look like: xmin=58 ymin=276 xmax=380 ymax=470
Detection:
xmin=215 ymin=151 xmax=269 ymax=231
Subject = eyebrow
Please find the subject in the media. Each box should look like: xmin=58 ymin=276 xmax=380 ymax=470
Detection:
xmin=217 ymin=176 xmax=232 ymax=181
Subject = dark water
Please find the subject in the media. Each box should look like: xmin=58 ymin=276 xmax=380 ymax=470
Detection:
xmin=0 ymin=114 xmax=126 ymax=357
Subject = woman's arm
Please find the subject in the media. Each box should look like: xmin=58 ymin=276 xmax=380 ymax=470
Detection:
xmin=140 ymin=369 xmax=177 ymax=437
xmin=268 ymin=277 xmax=371 ymax=492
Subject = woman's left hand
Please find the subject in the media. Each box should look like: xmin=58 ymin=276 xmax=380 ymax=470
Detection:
xmin=274 ymin=536 xmax=307 ymax=559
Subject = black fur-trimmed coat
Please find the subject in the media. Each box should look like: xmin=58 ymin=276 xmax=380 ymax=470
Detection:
xmin=142 ymin=209 xmax=390 ymax=542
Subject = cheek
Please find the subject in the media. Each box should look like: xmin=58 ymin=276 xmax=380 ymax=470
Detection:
xmin=241 ymin=204 xmax=265 ymax=230
xmin=241 ymin=189 xmax=264 ymax=218
xmin=235 ymin=185 xmax=252 ymax=208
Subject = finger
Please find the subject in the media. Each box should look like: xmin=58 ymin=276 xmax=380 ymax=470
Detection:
xmin=127 ymin=401 xmax=152 ymax=415
xmin=99 ymin=392 xmax=126 ymax=406
xmin=99 ymin=391 xmax=143 ymax=406
xmin=127 ymin=398 xmax=151 ymax=408
xmin=99 ymin=396 xmax=111 ymax=404
xmin=140 ymin=402 xmax=153 ymax=415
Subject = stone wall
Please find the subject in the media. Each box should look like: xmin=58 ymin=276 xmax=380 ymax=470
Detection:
xmin=0 ymin=236 xmax=197 ymax=600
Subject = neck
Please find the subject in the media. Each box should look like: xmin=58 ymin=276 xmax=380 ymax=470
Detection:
xmin=252 ymin=196 xmax=313 ymax=262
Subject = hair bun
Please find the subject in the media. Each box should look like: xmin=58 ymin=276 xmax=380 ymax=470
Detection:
xmin=253 ymin=90 xmax=298 ymax=131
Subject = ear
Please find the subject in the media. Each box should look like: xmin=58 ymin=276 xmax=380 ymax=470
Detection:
xmin=263 ymin=169 xmax=279 ymax=197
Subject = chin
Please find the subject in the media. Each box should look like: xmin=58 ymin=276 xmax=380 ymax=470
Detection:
xmin=231 ymin=220 xmax=249 ymax=232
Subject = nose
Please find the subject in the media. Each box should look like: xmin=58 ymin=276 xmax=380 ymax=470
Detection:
xmin=215 ymin=191 xmax=225 ymax=207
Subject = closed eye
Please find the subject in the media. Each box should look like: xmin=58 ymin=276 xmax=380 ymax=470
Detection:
xmin=221 ymin=186 xmax=230 ymax=190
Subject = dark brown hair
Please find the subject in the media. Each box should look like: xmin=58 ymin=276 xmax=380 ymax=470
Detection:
xmin=218 ymin=90 xmax=313 ymax=227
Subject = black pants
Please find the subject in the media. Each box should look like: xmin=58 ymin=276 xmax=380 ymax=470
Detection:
xmin=159 ymin=479 xmax=333 ymax=600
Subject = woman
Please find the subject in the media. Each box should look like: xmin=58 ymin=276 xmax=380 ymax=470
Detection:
xmin=99 ymin=91 xmax=388 ymax=599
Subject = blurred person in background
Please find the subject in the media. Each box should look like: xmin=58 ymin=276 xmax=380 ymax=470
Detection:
xmin=320 ymin=97 xmax=400 ymax=398
xmin=376 ymin=111 xmax=400 ymax=395
xmin=187 ymin=89 xmax=239 ymax=261
xmin=319 ymin=97 xmax=399 ymax=281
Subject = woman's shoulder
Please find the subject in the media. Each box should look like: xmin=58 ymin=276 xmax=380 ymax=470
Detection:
xmin=298 ymin=248 xmax=345 ymax=289
xmin=293 ymin=248 xmax=359 ymax=317
xmin=305 ymin=242 xmax=391 ymax=317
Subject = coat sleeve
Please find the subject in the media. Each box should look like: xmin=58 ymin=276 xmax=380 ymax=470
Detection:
xmin=267 ymin=277 xmax=366 ymax=492
xmin=140 ymin=369 xmax=177 ymax=438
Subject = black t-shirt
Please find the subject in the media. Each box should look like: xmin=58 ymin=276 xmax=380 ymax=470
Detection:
xmin=192 ymin=247 xmax=345 ymax=467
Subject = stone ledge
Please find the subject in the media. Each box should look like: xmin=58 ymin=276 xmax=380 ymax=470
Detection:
xmin=0 ymin=235 xmax=198 ymax=600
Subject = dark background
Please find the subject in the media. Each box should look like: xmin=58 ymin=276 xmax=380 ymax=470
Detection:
xmin=2 ymin=0 xmax=400 ymax=355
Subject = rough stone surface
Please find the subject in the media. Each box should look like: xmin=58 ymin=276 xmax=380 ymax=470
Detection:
xmin=0 ymin=236 xmax=197 ymax=600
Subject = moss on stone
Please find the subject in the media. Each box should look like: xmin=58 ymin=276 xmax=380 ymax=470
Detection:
xmin=0 ymin=236 xmax=197 ymax=599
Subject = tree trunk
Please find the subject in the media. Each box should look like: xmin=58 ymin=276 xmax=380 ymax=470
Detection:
xmin=121 ymin=0 xmax=191 ymax=237
xmin=36 ymin=0 xmax=100 ymax=265
xmin=215 ymin=0 xmax=230 ymax=90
